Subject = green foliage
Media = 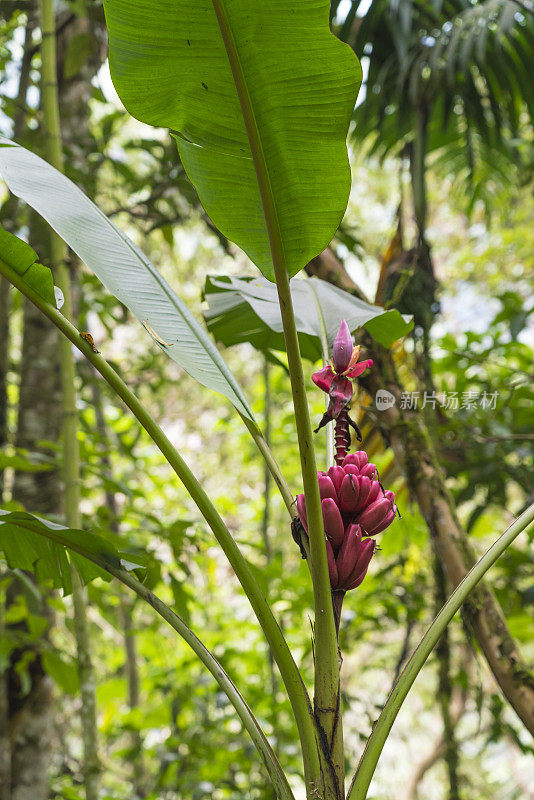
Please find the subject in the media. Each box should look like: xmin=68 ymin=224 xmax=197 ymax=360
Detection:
xmin=0 ymin=225 xmax=55 ymax=304
xmin=434 ymin=295 xmax=534 ymax=528
xmin=203 ymin=275 xmax=412 ymax=358
xmin=1 ymin=4 xmax=533 ymax=799
xmin=0 ymin=510 xmax=115 ymax=592
xmin=0 ymin=506 xmax=295 ymax=800
xmin=0 ymin=139 xmax=254 ymax=421
xmin=338 ymin=0 xmax=534 ymax=213
xmin=0 ymin=449 xmax=54 ymax=473
xmin=348 ymin=501 xmax=534 ymax=800
xmin=103 ymin=0 xmax=361 ymax=279
xmin=63 ymin=31 xmax=94 ymax=80
xmin=42 ymin=650 xmax=80 ymax=695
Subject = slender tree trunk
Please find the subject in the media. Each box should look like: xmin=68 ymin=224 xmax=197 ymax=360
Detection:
xmin=410 ymin=104 xmax=428 ymax=239
xmin=5 ymin=5 xmax=106 ymax=798
xmin=404 ymin=653 xmax=471 ymax=800
xmin=91 ymin=377 xmax=146 ymax=795
xmin=119 ymin=596 xmax=146 ymax=794
xmin=306 ymin=249 xmax=534 ymax=736
xmin=39 ymin=2 xmax=100 ymax=798
xmin=406 ymin=104 xmax=437 ymax=393
xmin=6 ymin=11 xmax=60 ymax=799
xmin=9 ymin=220 xmax=62 ymax=800
xmin=0 ymin=8 xmax=35 ymax=497
xmin=12 ymin=291 xmax=63 ymax=509
xmin=434 ymin=556 xmax=461 ymax=800
xmin=0 ymin=583 xmax=11 ymax=800
xmin=0 ymin=277 xmax=9 ymax=496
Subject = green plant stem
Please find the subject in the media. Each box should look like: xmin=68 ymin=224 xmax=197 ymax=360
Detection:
xmin=261 ymin=358 xmax=280 ymax=798
xmin=0 ymin=254 xmax=320 ymax=792
xmin=261 ymin=358 xmax=273 ymax=557
xmin=273 ymin=267 xmax=342 ymax=796
xmin=0 ymin=516 xmax=295 ymax=800
xmin=307 ymin=280 xmax=334 ymax=469
xmin=209 ymin=2 xmax=341 ymax=795
xmin=39 ymin=2 xmax=99 ymax=797
xmin=347 ymin=502 xmax=534 ymax=800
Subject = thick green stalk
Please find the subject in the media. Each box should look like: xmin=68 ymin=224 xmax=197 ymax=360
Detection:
xmin=0 ymin=254 xmax=320 ymax=791
xmin=347 ymin=503 xmax=534 ymax=800
xmin=210 ymin=2 xmax=341 ymax=794
xmin=269 ymin=256 xmax=343 ymax=796
xmin=1 ymin=515 xmax=295 ymax=800
xmin=273 ymin=272 xmax=341 ymax=783
xmin=39 ymin=2 xmax=99 ymax=797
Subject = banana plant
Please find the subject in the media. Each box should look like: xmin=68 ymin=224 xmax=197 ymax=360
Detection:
xmin=0 ymin=2 xmax=531 ymax=799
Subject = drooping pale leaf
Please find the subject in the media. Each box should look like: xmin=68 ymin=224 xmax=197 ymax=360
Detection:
xmin=202 ymin=276 xmax=413 ymax=359
xmin=0 ymin=225 xmax=55 ymax=305
xmin=103 ymin=0 xmax=361 ymax=280
xmin=0 ymin=509 xmax=115 ymax=593
xmin=0 ymin=139 xmax=254 ymax=422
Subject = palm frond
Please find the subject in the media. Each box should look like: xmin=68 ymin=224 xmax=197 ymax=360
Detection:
xmin=339 ymin=0 xmax=534 ymax=213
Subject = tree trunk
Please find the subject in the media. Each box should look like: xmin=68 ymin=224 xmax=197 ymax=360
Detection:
xmin=8 ymin=191 xmax=63 ymax=800
xmin=306 ymin=249 xmax=534 ymax=736
xmin=2 ymin=9 xmax=60 ymax=796
xmin=9 ymin=671 xmax=55 ymax=800
xmin=6 ymin=6 xmax=108 ymax=798
xmin=0 ymin=8 xmax=36 ymax=497
xmin=12 ymin=288 xmax=63 ymax=510
xmin=91 ymin=377 xmax=146 ymax=795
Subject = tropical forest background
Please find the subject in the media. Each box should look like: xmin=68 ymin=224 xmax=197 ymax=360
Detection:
xmin=0 ymin=1 xmax=533 ymax=799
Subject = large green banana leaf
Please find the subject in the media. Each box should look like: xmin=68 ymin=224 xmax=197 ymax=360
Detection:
xmin=103 ymin=0 xmax=361 ymax=280
xmin=0 ymin=139 xmax=254 ymax=422
xmin=0 ymin=509 xmax=113 ymax=593
xmin=203 ymin=275 xmax=413 ymax=358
